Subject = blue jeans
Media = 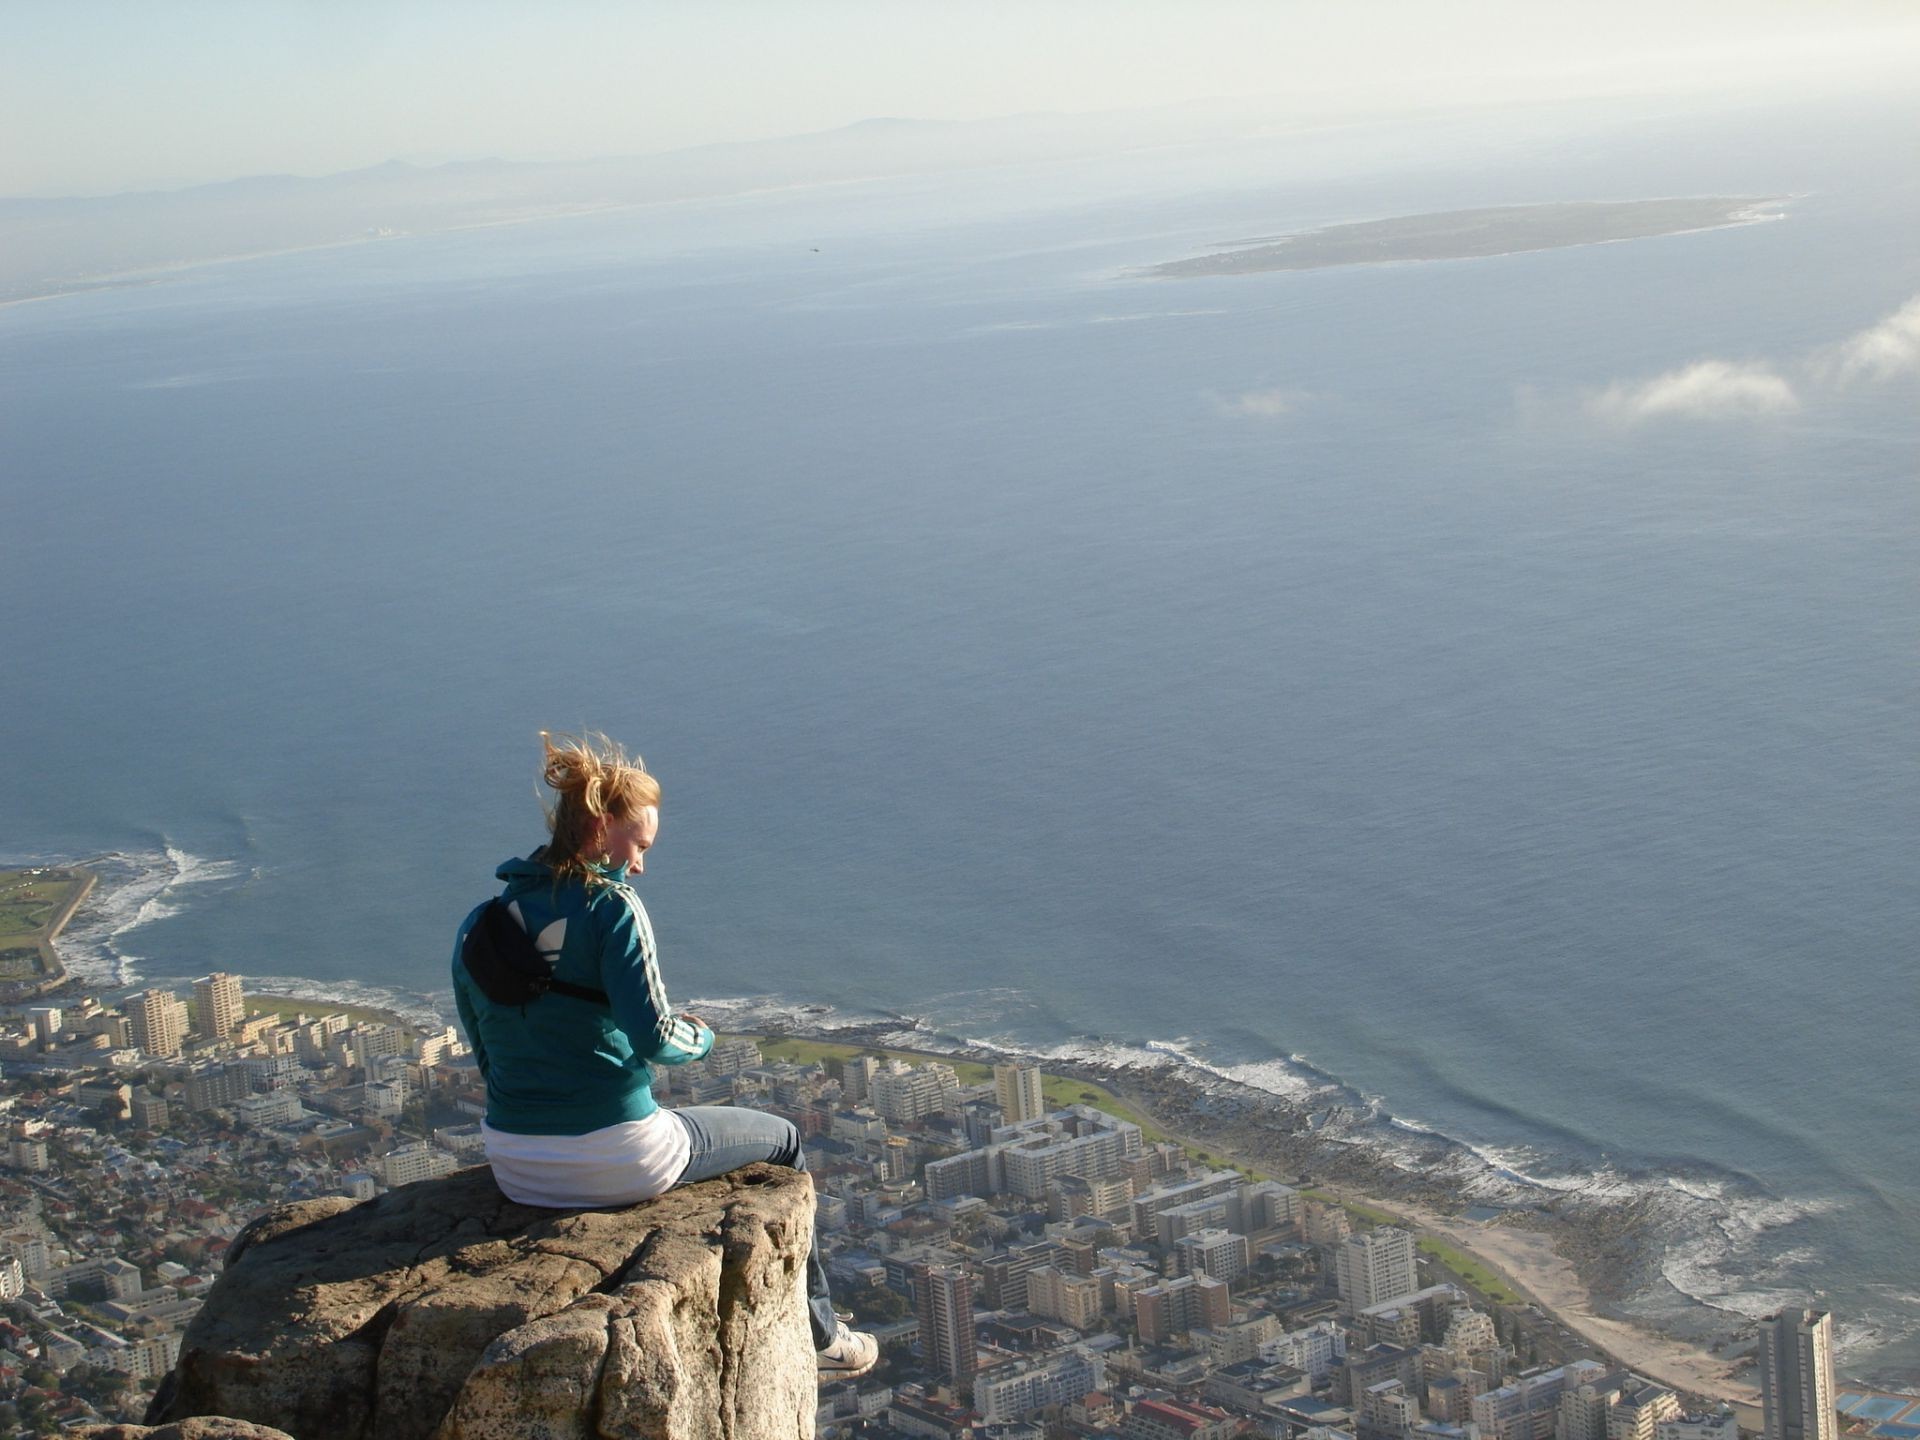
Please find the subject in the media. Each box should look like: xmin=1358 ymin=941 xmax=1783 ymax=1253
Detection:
xmin=671 ymin=1105 xmax=837 ymax=1350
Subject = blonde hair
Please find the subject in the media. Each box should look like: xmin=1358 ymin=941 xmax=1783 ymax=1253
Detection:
xmin=539 ymin=730 xmax=661 ymax=884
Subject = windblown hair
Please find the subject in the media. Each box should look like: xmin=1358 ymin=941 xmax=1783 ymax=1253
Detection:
xmin=539 ymin=730 xmax=661 ymax=885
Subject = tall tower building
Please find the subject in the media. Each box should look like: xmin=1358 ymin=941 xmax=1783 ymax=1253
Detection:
xmin=127 ymin=990 xmax=189 ymax=1058
xmin=913 ymin=1262 xmax=978 ymax=1399
xmin=1336 ymin=1226 xmax=1419 ymax=1312
xmin=193 ymin=972 xmax=245 ymax=1040
xmin=1759 ymin=1308 xmax=1836 ymax=1440
xmin=994 ymin=1063 xmax=1046 ymax=1124
xmin=843 ymin=1054 xmax=880 ymax=1104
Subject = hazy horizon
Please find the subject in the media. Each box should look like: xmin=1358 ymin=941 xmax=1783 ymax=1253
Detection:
xmin=9 ymin=1 xmax=1920 ymax=199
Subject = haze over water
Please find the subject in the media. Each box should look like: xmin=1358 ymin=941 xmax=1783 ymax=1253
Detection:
xmin=4 ymin=94 xmax=1917 ymax=1380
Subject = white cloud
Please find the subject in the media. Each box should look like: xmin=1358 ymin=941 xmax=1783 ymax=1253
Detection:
xmin=1588 ymin=360 xmax=1799 ymax=423
xmin=1214 ymin=386 xmax=1310 ymax=419
xmin=1813 ymin=294 xmax=1920 ymax=385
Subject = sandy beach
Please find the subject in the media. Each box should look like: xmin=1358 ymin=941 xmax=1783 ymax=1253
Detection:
xmin=1327 ymin=1184 xmax=1760 ymax=1419
xmin=1096 ymin=1067 xmax=1767 ymax=1417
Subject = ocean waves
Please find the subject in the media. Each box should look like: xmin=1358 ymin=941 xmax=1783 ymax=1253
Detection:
xmin=23 ymin=851 xmax=449 ymax=1027
xmin=31 ymin=846 xmax=250 ymax=987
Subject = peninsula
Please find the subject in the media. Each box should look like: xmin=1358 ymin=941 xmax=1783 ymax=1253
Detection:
xmin=0 ymin=865 xmax=93 ymax=1001
xmin=1149 ymin=197 xmax=1783 ymax=277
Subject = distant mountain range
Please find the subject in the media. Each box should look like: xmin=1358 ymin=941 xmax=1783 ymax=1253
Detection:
xmin=0 ymin=106 xmax=1266 ymax=304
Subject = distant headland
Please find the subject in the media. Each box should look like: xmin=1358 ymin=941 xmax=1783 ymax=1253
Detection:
xmin=1148 ymin=197 xmax=1786 ymax=277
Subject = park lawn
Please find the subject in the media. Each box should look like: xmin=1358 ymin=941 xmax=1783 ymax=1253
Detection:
xmin=1301 ymin=1189 xmax=1400 ymax=1227
xmin=1417 ymin=1236 xmax=1520 ymax=1304
xmin=746 ymin=1035 xmax=994 ymax=1086
xmin=246 ymin=993 xmax=414 ymax=1030
xmin=742 ymin=1035 xmax=1184 ymax=1146
xmin=1039 ymin=1075 xmax=1176 ymax=1145
xmin=0 ymin=869 xmax=91 ymax=944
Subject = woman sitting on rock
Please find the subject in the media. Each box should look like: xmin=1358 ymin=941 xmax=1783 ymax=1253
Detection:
xmin=451 ymin=730 xmax=878 ymax=1379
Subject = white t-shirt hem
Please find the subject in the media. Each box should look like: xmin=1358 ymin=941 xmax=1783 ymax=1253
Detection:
xmin=482 ymin=1108 xmax=691 ymax=1209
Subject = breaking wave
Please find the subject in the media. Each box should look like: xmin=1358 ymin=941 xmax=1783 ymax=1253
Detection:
xmin=32 ymin=847 xmax=250 ymax=987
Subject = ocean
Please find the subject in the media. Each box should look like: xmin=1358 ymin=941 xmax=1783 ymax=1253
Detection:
xmin=4 ymin=91 xmax=1917 ymax=1382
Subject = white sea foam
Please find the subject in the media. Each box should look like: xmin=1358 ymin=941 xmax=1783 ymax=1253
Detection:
xmin=241 ymin=973 xmax=451 ymax=1029
xmin=45 ymin=848 xmax=246 ymax=986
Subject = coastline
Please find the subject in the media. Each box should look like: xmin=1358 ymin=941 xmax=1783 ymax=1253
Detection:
xmin=742 ymin=1017 xmax=1773 ymax=1414
xmin=13 ymin=845 xmax=1888 ymax=1403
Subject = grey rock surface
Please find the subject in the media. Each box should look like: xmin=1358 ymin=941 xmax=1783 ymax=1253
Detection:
xmin=146 ymin=1164 xmax=817 ymax=1440
xmin=78 ymin=1422 xmax=297 ymax=1440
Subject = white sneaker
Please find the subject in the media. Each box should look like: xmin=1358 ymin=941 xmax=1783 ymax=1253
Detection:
xmin=817 ymin=1320 xmax=879 ymax=1380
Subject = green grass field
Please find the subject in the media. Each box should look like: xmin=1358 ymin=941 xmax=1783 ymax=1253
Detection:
xmin=1418 ymin=1236 xmax=1521 ymax=1304
xmin=247 ymin=993 xmax=415 ymax=1029
xmin=740 ymin=1033 xmax=1188 ymax=1146
xmin=749 ymin=1035 xmax=994 ymax=1085
xmin=0 ymin=868 xmax=95 ymax=982
xmin=1300 ymin=1190 xmax=1401 ymax=1227
xmin=0 ymin=868 xmax=92 ymax=945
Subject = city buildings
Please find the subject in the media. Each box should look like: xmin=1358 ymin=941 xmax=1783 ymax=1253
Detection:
xmin=872 ymin=1060 xmax=962 ymax=1124
xmin=973 ymin=1347 xmax=1103 ymax=1424
xmin=126 ymin=990 xmax=189 ymax=1059
xmin=192 ymin=972 xmax=244 ymax=1041
xmin=0 ymin=957 xmax=1869 ymax=1440
xmin=1337 ymin=1224 xmax=1419 ymax=1313
xmin=1134 ymin=1272 xmax=1232 ymax=1344
xmin=912 ymin=1261 xmax=978 ymax=1398
xmin=1759 ymin=1307 xmax=1837 ymax=1440
xmin=993 ymin=1063 xmax=1045 ymax=1125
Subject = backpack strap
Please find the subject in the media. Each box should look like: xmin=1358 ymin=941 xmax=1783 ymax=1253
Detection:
xmin=466 ymin=896 xmax=610 ymax=1007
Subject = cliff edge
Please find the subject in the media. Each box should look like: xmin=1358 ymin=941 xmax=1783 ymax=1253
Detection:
xmin=143 ymin=1163 xmax=819 ymax=1440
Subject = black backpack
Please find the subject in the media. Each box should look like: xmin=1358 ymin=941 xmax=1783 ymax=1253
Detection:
xmin=461 ymin=898 xmax=609 ymax=1007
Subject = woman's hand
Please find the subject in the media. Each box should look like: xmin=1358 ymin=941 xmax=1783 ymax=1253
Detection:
xmin=679 ymin=1011 xmax=708 ymax=1032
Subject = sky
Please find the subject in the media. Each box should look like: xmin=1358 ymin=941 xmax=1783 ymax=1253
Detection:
xmin=7 ymin=0 xmax=1920 ymax=198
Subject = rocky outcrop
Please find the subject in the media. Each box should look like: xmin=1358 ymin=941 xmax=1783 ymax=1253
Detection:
xmin=146 ymin=1164 xmax=818 ymax=1440
xmin=79 ymin=1421 xmax=295 ymax=1440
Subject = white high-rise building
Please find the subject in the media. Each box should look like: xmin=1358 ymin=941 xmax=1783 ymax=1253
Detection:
xmin=1336 ymin=1226 xmax=1419 ymax=1313
xmin=994 ymin=1063 xmax=1045 ymax=1124
xmin=1657 ymin=1411 xmax=1741 ymax=1440
xmin=378 ymin=1142 xmax=458 ymax=1187
xmin=1175 ymin=1226 xmax=1251 ymax=1285
xmin=843 ymin=1055 xmax=880 ymax=1103
xmin=870 ymin=1060 xmax=960 ymax=1123
xmin=975 ymin=1348 xmax=1104 ymax=1424
xmin=192 ymin=972 xmax=244 ymax=1039
xmin=1000 ymin=1107 xmax=1143 ymax=1199
xmin=127 ymin=990 xmax=189 ymax=1058
xmin=1759 ymin=1309 xmax=1836 ymax=1440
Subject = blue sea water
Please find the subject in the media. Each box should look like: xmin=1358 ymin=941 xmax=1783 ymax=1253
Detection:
xmin=3 ymin=94 xmax=1917 ymax=1379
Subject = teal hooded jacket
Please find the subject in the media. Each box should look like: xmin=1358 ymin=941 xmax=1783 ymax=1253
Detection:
xmin=451 ymin=852 xmax=714 ymax=1135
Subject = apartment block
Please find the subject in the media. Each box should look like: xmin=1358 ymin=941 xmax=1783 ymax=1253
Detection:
xmin=993 ymin=1063 xmax=1045 ymax=1124
xmin=1759 ymin=1308 xmax=1836 ymax=1440
xmin=1336 ymin=1226 xmax=1419 ymax=1313
xmin=1175 ymin=1225 xmax=1251 ymax=1285
xmin=192 ymin=972 xmax=244 ymax=1039
xmin=1134 ymin=1272 xmax=1231 ymax=1344
xmin=998 ymin=1106 xmax=1143 ymax=1200
xmin=975 ymin=1347 xmax=1103 ymax=1424
xmin=127 ymin=989 xmax=189 ymax=1058
xmin=872 ymin=1060 xmax=961 ymax=1124
xmin=1026 ymin=1265 xmax=1103 ymax=1330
